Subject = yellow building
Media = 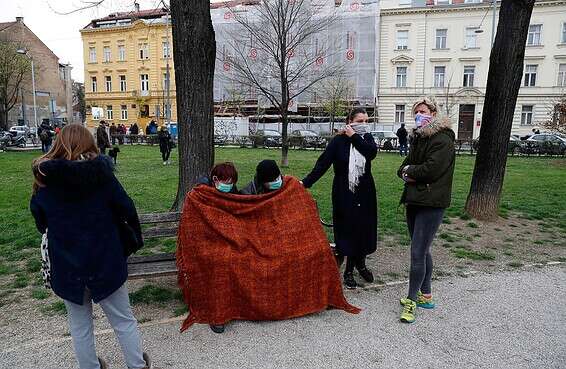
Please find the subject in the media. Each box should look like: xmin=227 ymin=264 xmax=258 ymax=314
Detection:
xmin=81 ymin=8 xmax=176 ymax=130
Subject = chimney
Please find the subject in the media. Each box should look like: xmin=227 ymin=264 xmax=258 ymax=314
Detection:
xmin=134 ymin=2 xmax=140 ymax=13
xmin=16 ymin=16 xmax=23 ymax=23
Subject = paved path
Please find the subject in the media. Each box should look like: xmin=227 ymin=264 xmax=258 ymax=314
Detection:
xmin=1 ymin=266 xmax=565 ymax=369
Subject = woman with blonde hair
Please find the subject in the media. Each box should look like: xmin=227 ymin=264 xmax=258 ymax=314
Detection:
xmin=397 ymin=97 xmax=455 ymax=324
xmin=30 ymin=124 xmax=153 ymax=369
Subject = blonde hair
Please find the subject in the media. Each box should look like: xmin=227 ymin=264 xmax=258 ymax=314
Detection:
xmin=32 ymin=124 xmax=99 ymax=193
xmin=412 ymin=96 xmax=439 ymax=114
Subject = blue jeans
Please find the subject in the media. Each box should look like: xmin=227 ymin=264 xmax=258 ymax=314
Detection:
xmin=63 ymin=284 xmax=146 ymax=369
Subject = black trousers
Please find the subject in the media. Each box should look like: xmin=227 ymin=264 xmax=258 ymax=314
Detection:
xmin=161 ymin=149 xmax=171 ymax=162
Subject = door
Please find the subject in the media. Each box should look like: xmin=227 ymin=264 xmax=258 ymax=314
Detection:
xmin=458 ymin=104 xmax=475 ymax=140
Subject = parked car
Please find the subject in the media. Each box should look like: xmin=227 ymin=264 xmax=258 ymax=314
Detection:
xmin=371 ymin=130 xmax=398 ymax=150
xmin=290 ymin=129 xmax=326 ymax=149
xmin=0 ymin=131 xmax=27 ymax=150
xmin=254 ymin=129 xmax=282 ymax=147
xmin=9 ymin=125 xmax=30 ymax=138
xmin=524 ymin=133 xmax=566 ymax=155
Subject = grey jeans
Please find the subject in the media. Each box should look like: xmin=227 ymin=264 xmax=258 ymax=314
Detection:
xmin=406 ymin=205 xmax=445 ymax=302
xmin=63 ymin=284 xmax=146 ymax=369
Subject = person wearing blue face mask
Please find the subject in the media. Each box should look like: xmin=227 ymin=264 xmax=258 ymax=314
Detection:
xmin=240 ymin=159 xmax=283 ymax=195
xmin=197 ymin=162 xmax=239 ymax=196
xmin=302 ymin=107 xmax=378 ymax=290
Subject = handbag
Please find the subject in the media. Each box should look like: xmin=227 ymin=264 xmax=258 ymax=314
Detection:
xmin=117 ymin=221 xmax=143 ymax=257
xmin=40 ymin=231 xmax=51 ymax=289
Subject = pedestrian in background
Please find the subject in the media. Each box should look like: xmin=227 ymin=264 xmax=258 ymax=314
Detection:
xmin=397 ymin=96 xmax=455 ymax=324
xmin=109 ymin=123 xmax=117 ymax=145
xmin=396 ymin=123 xmax=408 ymax=156
xmin=30 ymin=124 xmax=154 ymax=369
xmin=158 ymin=125 xmax=172 ymax=165
xmin=302 ymin=107 xmax=378 ymax=289
xmin=96 ymin=120 xmax=110 ymax=155
xmin=38 ymin=119 xmax=54 ymax=153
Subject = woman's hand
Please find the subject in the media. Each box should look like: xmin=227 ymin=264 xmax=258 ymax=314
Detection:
xmin=343 ymin=125 xmax=355 ymax=137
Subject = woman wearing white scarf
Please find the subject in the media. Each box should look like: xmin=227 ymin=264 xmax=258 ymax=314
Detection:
xmin=302 ymin=108 xmax=378 ymax=289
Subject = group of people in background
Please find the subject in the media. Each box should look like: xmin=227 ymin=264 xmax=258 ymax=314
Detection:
xmin=29 ymin=95 xmax=455 ymax=368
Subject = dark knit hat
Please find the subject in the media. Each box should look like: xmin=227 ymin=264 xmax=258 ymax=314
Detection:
xmin=256 ymin=159 xmax=281 ymax=184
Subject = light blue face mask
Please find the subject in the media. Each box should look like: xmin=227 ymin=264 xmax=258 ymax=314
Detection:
xmin=268 ymin=176 xmax=283 ymax=190
xmin=215 ymin=182 xmax=233 ymax=193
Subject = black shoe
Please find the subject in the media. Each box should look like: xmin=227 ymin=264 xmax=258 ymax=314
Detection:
xmin=335 ymin=253 xmax=344 ymax=268
xmin=210 ymin=324 xmax=225 ymax=334
xmin=357 ymin=267 xmax=374 ymax=283
xmin=343 ymin=272 xmax=357 ymax=289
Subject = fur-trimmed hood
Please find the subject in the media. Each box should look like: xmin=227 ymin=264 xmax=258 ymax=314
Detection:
xmin=410 ymin=116 xmax=454 ymax=138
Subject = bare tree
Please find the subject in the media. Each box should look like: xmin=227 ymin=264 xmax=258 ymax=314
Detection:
xmin=0 ymin=38 xmax=31 ymax=131
xmin=317 ymin=75 xmax=354 ymax=133
xmin=465 ymin=0 xmax=535 ymax=220
xmin=220 ymin=0 xmax=344 ymax=166
xmin=539 ymin=91 xmax=566 ymax=135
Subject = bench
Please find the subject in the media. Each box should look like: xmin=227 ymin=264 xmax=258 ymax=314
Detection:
xmin=127 ymin=207 xmax=334 ymax=279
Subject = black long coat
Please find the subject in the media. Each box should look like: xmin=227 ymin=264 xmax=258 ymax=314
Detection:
xmin=302 ymin=133 xmax=378 ymax=257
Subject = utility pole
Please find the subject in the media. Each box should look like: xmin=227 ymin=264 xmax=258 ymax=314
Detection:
xmin=491 ymin=0 xmax=497 ymax=46
xmin=165 ymin=6 xmax=171 ymax=127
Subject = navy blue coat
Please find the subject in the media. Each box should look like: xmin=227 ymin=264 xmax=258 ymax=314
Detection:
xmin=30 ymin=156 xmax=142 ymax=305
xmin=302 ymin=133 xmax=378 ymax=257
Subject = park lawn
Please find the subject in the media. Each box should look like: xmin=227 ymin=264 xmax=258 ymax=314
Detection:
xmin=0 ymin=146 xmax=565 ymax=299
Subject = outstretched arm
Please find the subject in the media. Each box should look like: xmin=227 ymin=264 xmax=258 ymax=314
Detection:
xmin=302 ymin=138 xmax=336 ymax=188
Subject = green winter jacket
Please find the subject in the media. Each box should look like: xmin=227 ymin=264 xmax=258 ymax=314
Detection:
xmin=397 ymin=117 xmax=456 ymax=209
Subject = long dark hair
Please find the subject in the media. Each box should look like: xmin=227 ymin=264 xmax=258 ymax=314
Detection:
xmin=347 ymin=107 xmax=367 ymax=124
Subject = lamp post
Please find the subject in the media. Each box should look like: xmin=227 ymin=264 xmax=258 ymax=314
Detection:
xmin=16 ymin=49 xmax=37 ymax=130
xmin=474 ymin=0 xmax=498 ymax=46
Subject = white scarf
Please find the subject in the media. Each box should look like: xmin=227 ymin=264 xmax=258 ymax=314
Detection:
xmin=348 ymin=144 xmax=366 ymax=193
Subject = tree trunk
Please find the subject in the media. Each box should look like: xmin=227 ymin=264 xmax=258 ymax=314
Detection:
xmin=0 ymin=108 xmax=8 ymax=131
xmin=281 ymin=109 xmax=289 ymax=167
xmin=170 ymin=0 xmax=216 ymax=210
xmin=464 ymin=0 xmax=535 ymax=220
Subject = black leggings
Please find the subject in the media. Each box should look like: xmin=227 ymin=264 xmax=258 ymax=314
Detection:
xmin=406 ymin=205 xmax=444 ymax=301
xmin=161 ymin=149 xmax=171 ymax=162
xmin=344 ymin=255 xmax=367 ymax=274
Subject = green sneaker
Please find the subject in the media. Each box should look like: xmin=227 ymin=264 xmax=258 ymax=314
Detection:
xmin=400 ymin=298 xmax=416 ymax=323
xmin=417 ymin=291 xmax=435 ymax=309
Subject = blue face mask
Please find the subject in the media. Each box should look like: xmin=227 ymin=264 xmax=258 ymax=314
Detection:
xmin=215 ymin=182 xmax=233 ymax=193
xmin=267 ymin=176 xmax=283 ymax=190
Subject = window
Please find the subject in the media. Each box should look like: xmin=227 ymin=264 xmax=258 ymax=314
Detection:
xmin=140 ymin=74 xmax=149 ymax=91
xmin=162 ymin=72 xmax=170 ymax=90
xmin=162 ymin=41 xmax=170 ymax=58
xmin=465 ymin=27 xmax=478 ymax=48
xmin=395 ymin=105 xmax=405 ymax=123
xmin=527 ymin=24 xmax=542 ymax=46
xmin=89 ymin=47 xmax=96 ymax=63
xmin=119 ymin=75 xmax=127 ymax=92
xmin=396 ymin=30 xmax=408 ymax=50
xmin=105 ymin=76 xmax=112 ymax=92
xmin=103 ymin=46 xmax=111 ymax=62
xmin=120 ymin=105 xmax=128 ymax=120
xmin=118 ymin=45 xmax=126 ymax=61
xmin=521 ymin=105 xmax=534 ymax=125
xmin=435 ymin=29 xmax=447 ymax=49
xmin=558 ymin=64 xmax=566 ymax=86
xmin=106 ymin=105 xmax=113 ymax=120
xmin=562 ymin=23 xmax=566 ymax=43
xmin=346 ymin=31 xmax=356 ymax=49
xmin=164 ymin=104 xmax=171 ymax=120
xmin=396 ymin=66 xmax=407 ymax=87
xmin=434 ymin=66 xmax=446 ymax=87
xmin=463 ymin=66 xmax=475 ymax=87
xmin=91 ymin=76 xmax=97 ymax=92
xmin=524 ymin=64 xmax=537 ymax=87
xmin=139 ymin=43 xmax=149 ymax=59
xmin=436 ymin=0 xmax=451 ymax=4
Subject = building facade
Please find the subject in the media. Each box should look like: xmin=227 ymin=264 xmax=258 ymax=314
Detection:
xmin=80 ymin=8 xmax=176 ymax=129
xmin=378 ymin=0 xmax=566 ymax=138
xmin=0 ymin=17 xmax=73 ymax=129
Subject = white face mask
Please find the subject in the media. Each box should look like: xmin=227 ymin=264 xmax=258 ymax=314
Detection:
xmin=352 ymin=124 xmax=369 ymax=135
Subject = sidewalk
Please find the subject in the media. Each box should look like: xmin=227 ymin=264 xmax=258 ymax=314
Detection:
xmin=1 ymin=266 xmax=564 ymax=369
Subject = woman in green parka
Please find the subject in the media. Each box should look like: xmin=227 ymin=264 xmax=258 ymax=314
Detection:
xmin=397 ymin=96 xmax=455 ymax=324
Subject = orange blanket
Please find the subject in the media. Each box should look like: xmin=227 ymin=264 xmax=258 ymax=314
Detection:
xmin=176 ymin=176 xmax=360 ymax=332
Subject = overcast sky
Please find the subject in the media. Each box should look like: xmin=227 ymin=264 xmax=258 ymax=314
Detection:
xmin=2 ymin=0 xmax=178 ymax=82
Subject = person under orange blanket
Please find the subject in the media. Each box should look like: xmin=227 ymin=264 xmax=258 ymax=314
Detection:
xmin=176 ymin=174 xmax=360 ymax=334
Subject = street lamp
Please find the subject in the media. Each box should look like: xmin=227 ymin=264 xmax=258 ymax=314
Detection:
xmin=16 ymin=49 xmax=38 ymax=130
xmin=474 ymin=0 xmax=497 ymax=46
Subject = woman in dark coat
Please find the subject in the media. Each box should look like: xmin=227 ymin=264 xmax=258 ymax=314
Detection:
xmin=158 ymin=126 xmax=172 ymax=165
xmin=30 ymin=124 xmax=152 ymax=369
xmin=302 ymin=107 xmax=378 ymax=289
xmin=397 ymin=96 xmax=455 ymax=324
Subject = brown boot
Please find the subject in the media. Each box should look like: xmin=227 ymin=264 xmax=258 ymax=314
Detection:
xmin=98 ymin=357 xmax=108 ymax=369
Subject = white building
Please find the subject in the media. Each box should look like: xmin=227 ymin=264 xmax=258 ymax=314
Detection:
xmin=377 ymin=0 xmax=566 ymax=138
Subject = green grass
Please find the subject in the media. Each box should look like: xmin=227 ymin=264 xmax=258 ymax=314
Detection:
xmin=129 ymin=285 xmax=183 ymax=305
xmin=41 ymin=301 xmax=67 ymax=316
xmin=30 ymin=288 xmax=50 ymax=300
xmin=451 ymin=247 xmax=496 ymax=261
xmin=0 ymin=147 xmax=565 ymax=283
xmin=507 ymin=261 xmax=524 ymax=268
